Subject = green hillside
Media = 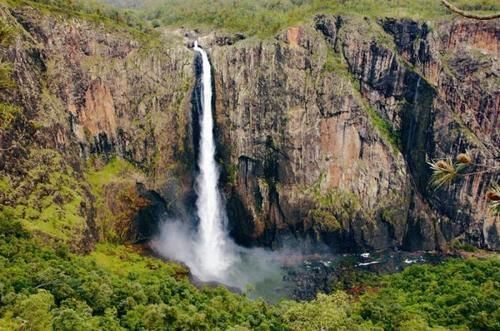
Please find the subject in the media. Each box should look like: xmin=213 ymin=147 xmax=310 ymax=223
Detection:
xmin=1 ymin=217 xmax=499 ymax=330
xmin=5 ymin=0 xmax=500 ymax=37
xmin=111 ymin=0 xmax=499 ymax=37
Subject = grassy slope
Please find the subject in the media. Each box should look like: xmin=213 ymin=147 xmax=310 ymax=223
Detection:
xmin=5 ymin=0 xmax=499 ymax=38
xmin=134 ymin=0 xmax=499 ymax=37
xmin=3 ymin=0 xmax=153 ymax=40
xmin=0 ymin=0 xmax=161 ymax=245
xmin=0 ymin=224 xmax=286 ymax=330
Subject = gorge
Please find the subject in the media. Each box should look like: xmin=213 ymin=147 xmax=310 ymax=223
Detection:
xmin=0 ymin=0 xmax=498 ymax=328
xmin=0 ymin=0 xmax=498 ymax=264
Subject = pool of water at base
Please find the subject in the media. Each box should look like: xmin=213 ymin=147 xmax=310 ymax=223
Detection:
xmin=246 ymin=250 xmax=443 ymax=303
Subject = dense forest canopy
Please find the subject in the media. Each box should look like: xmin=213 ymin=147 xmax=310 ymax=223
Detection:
xmin=14 ymin=0 xmax=499 ymax=37
xmin=1 ymin=218 xmax=498 ymax=330
xmin=102 ymin=0 xmax=500 ymax=35
xmin=0 ymin=0 xmax=498 ymax=330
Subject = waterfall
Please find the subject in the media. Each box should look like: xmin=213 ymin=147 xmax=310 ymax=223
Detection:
xmin=154 ymin=42 xmax=283 ymax=289
xmin=192 ymin=41 xmax=233 ymax=279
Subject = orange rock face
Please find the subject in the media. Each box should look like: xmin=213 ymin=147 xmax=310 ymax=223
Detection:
xmin=80 ymin=79 xmax=117 ymax=138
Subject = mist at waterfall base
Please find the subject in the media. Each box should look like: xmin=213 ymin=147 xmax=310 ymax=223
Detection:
xmin=149 ymin=42 xmax=435 ymax=302
xmin=151 ymin=42 xmax=287 ymax=300
xmin=152 ymin=219 xmax=292 ymax=297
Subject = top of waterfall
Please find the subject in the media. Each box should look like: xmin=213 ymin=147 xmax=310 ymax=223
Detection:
xmin=194 ymin=40 xmax=198 ymax=48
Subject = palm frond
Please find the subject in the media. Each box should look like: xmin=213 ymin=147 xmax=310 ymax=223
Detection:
xmin=486 ymin=184 xmax=500 ymax=216
xmin=428 ymin=158 xmax=457 ymax=189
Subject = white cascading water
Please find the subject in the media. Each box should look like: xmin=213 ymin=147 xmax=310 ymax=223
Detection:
xmin=153 ymin=42 xmax=281 ymax=291
xmin=192 ymin=41 xmax=233 ymax=279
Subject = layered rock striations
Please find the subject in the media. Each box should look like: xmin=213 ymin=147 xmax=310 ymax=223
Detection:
xmin=0 ymin=5 xmax=194 ymax=250
xmin=211 ymin=15 xmax=499 ymax=251
xmin=211 ymin=25 xmax=411 ymax=251
xmin=0 ymin=4 xmax=497 ymax=252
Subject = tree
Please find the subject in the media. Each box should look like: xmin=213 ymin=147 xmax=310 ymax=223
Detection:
xmin=279 ymin=292 xmax=368 ymax=331
xmin=11 ymin=290 xmax=54 ymax=331
xmin=52 ymin=299 xmax=98 ymax=331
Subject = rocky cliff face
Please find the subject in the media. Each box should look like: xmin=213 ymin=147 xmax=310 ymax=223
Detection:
xmin=209 ymin=15 xmax=498 ymax=251
xmin=13 ymin=8 xmax=194 ymax=189
xmin=0 ymin=5 xmax=194 ymax=250
xmin=210 ymin=25 xmax=412 ymax=251
xmin=0 ymin=4 xmax=497 ymax=252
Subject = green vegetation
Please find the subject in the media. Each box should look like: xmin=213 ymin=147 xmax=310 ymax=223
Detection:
xmin=4 ymin=0 xmax=154 ymax=39
xmin=358 ymin=257 xmax=500 ymax=330
xmin=0 ymin=1 xmax=498 ymax=330
xmin=278 ymin=257 xmax=500 ymax=330
xmin=1 ymin=218 xmax=498 ymax=330
xmin=0 ymin=218 xmax=285 ymax=330
xmin=5 ymin=0 xmax=499 ymax=39
xmin=0 ymin=149 xmax=88 ymax=241
xmin=86 ymin=157 xmax=142 ymax=190
xmin=323 ymin=48 xmax=348 ymax=75
xmin=0 ymin=103 xmax=21 ymax=130
xmin=279 ymin=292 xmax=370 ymax=331
xmin=15 ymin=0 xmax=496 ymax=39
xmin=0 ymin=17 xmax=16 ymax=46
xmin=306 ymin=174 xmax=363 ymax=235
xmin=122 ymin=0 xmax=499 ymax=38
xmin=221 ymin=160 xmax=238 ymax=186
xmin=0 ymin=151 xmax=150 ymax=245
xmin=364 ymin=104 xmax=401 ymax=152
xmin=0 ymin=15 xmax=13 ymax=88
xmin=86 ymin=157 xmax=149 ymax=243
xmin=450 ymin=239 xmax=477 ymax=252
xmin=308 ymin=189 xmax=361 ymax=234
xmin=0 ymin=61 xmax=14 ymax=90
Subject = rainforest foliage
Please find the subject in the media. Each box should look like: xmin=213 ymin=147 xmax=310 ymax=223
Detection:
xmin=3 ymin=0 xmax=149 ymax=33
xmin=0 ymin=216 xmax=498 ymax=330
xmin=102 ymin=0 xmax=499 ymax=37
xmin=0 ymin=218 xmax=285 ymax=330
xmin=0 ymin=1 xmax=499 ymax=330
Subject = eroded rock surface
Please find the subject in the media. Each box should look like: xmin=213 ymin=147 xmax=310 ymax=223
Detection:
xmin=210 ymin=15 xmax=498 ymax=251
xmin=0 ymin=4 xmax=497 ymax=252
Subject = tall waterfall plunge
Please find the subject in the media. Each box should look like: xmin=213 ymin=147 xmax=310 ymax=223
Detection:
xmin=149 ymin=42 xmax=427 ymax=302
xmin=152 ymin=42 xmax=283 ymax=293
xmin=151 ymin=42 xmax=236 ymax=283
xmin=192 ymin=41 xmax=234 ymax=279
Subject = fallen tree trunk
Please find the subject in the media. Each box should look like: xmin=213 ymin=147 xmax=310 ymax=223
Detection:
xmin=441 ymin=0 xmax=500 ymax=20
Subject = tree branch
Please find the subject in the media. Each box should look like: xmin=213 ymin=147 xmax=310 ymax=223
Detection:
xmin=441 ymin=0 xmax=500 ymax=20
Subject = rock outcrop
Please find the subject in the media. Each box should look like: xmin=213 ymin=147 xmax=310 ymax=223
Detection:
xmin=0 ymin=5 xmax=194 ymax=250
xmin=211 ymin=15 xmax=499 ymax=251
xmin=0 ymin=4 xmax=497 ymax=252
xmin=211 ymin=25 xmax=412 ymax=251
